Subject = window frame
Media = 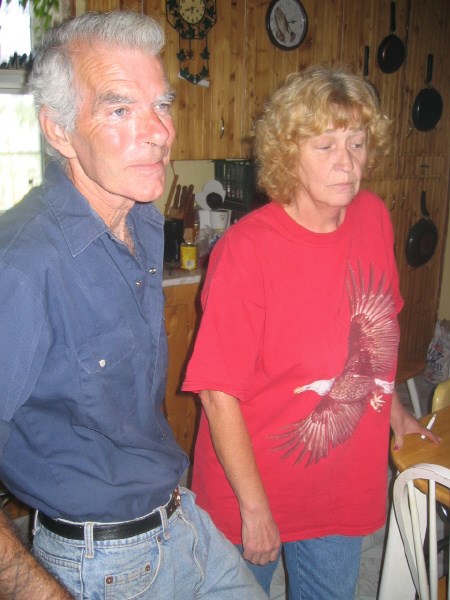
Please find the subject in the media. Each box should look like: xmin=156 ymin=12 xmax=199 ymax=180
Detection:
xmin=0 ymin=69 xmax=29 ymax=94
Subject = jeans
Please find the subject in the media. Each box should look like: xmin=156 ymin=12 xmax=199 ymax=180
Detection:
xmin=235 ymin=544 xmax=280 ymax=596
xmin=32 ymin=488 xmax=268 ymax=599
xmin=238 ymin=534 xmax=363 ymax=600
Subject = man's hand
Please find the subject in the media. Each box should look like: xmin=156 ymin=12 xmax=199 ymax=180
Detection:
xmin=0 ymin=509 xmax=73 ymax=600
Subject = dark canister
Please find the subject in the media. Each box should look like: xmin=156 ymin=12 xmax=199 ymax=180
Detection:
xmin=164 ymin=218 xmax=184 ymax=266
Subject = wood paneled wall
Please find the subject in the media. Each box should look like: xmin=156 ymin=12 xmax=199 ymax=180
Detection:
xmin=80 ymin=0 xmax=450 ymax=360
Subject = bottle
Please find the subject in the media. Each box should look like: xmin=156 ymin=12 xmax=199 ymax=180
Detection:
xmin=193 ymin=205 xmax=200 ymax=243
xmin=180 ymin=241 xmax=198 ymax=270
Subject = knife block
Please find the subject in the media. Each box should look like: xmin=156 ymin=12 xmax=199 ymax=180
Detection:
xmin=164 ymin=218 xmax=184 ymax=266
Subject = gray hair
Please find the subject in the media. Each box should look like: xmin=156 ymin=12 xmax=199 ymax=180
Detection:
xmin=28 ymin=11 xmax=165 ymax=163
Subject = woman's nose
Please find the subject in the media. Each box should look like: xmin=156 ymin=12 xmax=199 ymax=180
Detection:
xmin=335 ymin=147 xmax=354 ymax=171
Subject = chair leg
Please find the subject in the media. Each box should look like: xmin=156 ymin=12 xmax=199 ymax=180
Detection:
xmin=378 ymin=503 xmax=421 ymax=599
xmin=406 ymin=378 xmax=422 ymax=418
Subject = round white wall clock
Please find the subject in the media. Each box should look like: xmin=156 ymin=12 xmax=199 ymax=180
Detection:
xmin=266 ymin=0 xmax=308 ymax=51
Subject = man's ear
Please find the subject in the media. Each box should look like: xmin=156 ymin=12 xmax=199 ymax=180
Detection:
xmin=39 ymin=109 xmax=77 ymax=159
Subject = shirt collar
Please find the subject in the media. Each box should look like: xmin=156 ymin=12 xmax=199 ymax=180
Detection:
xmin=44 ymin=161 xmax=108 ymax=257
xmin=43 ymin=161 xmax=164 ymax=257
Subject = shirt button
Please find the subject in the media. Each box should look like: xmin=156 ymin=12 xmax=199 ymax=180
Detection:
xmin=135 ymin=280 xmax=142 ymax=287
xmin=99 ymin=359 xmax=106 ymax=368
xmin=148 ymin=267 xmax=157 ymax=274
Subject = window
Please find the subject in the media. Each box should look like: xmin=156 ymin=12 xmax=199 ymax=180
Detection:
xmin=0 ymin=0 xmax=43 ymax=213
xmin=0 ymin=93 xmax=43 ymax=211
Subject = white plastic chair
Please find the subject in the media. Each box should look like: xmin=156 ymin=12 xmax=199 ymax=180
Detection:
xmin=393 ymin=463 xmax=450 ymax=600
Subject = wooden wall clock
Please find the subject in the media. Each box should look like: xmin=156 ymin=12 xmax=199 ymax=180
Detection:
xmin=166 ymin=0 xmax=217 ymax=85
xmin=266 ymin=0 xmax=308 ymax=51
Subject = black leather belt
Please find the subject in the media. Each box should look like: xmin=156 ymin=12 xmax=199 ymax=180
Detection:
xmin=38 ymin=488 xmax=181 ymax=541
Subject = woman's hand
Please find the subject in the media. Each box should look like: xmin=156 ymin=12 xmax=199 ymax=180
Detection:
xmin=390 ymin=390 xmax=441 ymax=451
xmin=241 ymin=506 xmax=281 ymax=565
xmin=199 ymin=389 xmax=281 ymax=564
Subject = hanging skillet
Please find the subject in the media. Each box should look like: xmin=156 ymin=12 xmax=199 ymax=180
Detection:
xmin=405 ymin=191 xmax=438 ymax=267
xmin=412 ymin=54 xmax=443 ymax=132
xmin=377 ymin=1 xmax=406 ymax=74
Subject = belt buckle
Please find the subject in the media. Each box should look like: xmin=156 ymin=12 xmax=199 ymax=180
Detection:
xmin=173 ymin=487 xmax=181 ymax=508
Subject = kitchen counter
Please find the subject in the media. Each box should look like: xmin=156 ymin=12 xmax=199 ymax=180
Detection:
xmin=163 ymin=266 xmax=205 ymax=287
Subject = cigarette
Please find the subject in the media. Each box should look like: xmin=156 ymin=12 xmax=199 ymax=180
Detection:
xmin=421 ymin=413 xmax=436 ymax=439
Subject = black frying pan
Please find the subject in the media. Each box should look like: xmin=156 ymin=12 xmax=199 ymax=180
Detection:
xmin=405 ymin=191 xmax=438 ymax=267
xmin=377 ymin=1 xmax=406 ymax=74
xmin=412 ymin=54 xmax=443 ymax=132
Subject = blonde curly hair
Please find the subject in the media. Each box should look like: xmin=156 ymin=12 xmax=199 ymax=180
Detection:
xmin=254 ymin=65 xmax=393 ymax=205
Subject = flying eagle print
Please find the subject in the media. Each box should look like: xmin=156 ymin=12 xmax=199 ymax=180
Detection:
xmin=273 ymin=263 xmax=399 ymax=466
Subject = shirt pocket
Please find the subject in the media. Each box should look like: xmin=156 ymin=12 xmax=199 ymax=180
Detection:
xmin=75 ymin=328 xmax=136 ymax=434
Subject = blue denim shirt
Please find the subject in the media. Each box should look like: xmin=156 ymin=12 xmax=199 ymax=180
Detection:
xmin=0 ymin=162 xmax=188 ymax=521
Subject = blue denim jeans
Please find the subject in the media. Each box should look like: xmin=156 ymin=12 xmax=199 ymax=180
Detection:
xmin=238 ymin=534 xmax=363 ymax=599
xmin=235 ymin=544 xmax=280 ymax=595
xmin=32 ymin=488 xmax=268 ymax=599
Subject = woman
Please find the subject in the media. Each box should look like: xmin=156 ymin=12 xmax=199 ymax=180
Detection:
xmin=182 ymin=66 xmax=438 ymax=599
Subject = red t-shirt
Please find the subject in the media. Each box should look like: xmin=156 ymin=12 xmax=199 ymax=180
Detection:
xmin=182 ymin=192 xmax=403 ymax=544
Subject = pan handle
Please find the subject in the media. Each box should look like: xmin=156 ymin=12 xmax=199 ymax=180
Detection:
xmin=364 ymin=46 xmax=370 ymax=78
xmin=426 ymin=54 xmax=434 ymax=84
xmin=390 ymin=2 xmax=397 ymax=34
xmin=420 ymin=190 xmax=430 ymax=218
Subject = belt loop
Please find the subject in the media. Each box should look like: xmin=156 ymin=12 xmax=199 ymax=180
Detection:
xmin=158 ymin=505 xmax=170 ymax=541
xmin=32 ymin=509 xmax=40 ymax=536
xmin=84 ymin=522 xmax=95 ymax=558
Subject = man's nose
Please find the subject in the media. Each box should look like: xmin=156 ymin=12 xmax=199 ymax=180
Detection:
xmin=139 ymin=109 xmax=172 ymax=146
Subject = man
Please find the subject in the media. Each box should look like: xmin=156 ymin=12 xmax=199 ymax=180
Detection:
xmin=0 ymin=11 xmax=267 ymax=599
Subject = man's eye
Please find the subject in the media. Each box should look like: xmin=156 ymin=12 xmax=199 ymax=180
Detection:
xmin=113 ymin=107 xmax=127 ymax=117
xmin=155 ymin=102 xmax=173 ymax=116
